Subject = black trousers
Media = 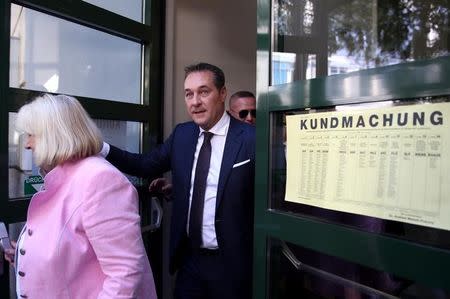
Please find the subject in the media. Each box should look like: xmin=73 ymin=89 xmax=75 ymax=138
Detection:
xmin=174 ymin=249 xmax=251 ymax=299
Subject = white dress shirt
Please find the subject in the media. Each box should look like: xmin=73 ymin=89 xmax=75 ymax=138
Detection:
xmin=100 ymin=142 xmax=110 ymax=157
xmin=187 ymin=112 xmax=230 ymax=249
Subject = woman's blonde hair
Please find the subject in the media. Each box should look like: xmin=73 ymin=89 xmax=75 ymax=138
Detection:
xmin=15 ymin=94 xmax=103 ymax=169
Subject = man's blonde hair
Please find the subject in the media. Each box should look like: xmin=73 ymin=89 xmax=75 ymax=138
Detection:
xmin=16 ymin=94 xmax=103 ymax=169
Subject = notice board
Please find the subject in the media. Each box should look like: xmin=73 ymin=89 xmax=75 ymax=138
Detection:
xmin=285 ymin=101 xmax=450 ymax=230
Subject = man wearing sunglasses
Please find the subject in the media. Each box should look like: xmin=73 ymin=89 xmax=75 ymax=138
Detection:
xmin=228 ymin=91 xmax=256 ymax=125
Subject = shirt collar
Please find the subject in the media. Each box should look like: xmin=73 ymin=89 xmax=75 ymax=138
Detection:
xmin=199 ymin=111 xmax=230 ymax=137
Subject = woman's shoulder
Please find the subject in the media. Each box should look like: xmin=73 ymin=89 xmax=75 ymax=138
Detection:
xmin=70 ymin=155 xmax=106 ymax=168
xmin=70 ymin=155 xmax=124 ymax=179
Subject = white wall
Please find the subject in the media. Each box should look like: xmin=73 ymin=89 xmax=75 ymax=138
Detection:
xmin=164 ymin=0 xmax=257 ymax=137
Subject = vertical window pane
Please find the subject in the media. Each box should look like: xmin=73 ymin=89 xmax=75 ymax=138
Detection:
xmin=95 ymin=119 xmax=142 ymax=185
xmin=271 ymin=0 xmax=450 ymax=85
xmin=10 ymin=4 xmax=142 ymax=104
xmin=83 ymin=0 xmax=143 ymax=22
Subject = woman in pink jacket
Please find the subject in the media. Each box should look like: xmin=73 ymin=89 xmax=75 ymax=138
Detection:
xmin=5 ymin=94 xmax=157 ymax=299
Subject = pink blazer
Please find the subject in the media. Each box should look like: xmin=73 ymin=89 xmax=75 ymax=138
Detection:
xmin=15 ymin=156 xmax=157 ymax=299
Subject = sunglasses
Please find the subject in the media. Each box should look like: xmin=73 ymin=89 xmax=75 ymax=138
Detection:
xmin=238 ymin=109 xmax=256 ymax=119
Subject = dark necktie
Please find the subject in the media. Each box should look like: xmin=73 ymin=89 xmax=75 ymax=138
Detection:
xmin=189 ymin=131 xmax=213 ymax=248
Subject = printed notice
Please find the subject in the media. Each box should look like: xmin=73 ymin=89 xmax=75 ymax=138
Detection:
xmin=285 ymin=102 xmax=450 ymax=231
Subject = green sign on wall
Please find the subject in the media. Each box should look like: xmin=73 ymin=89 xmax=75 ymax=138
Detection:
xmin=24 ymin=175 xmax=44 ymax=195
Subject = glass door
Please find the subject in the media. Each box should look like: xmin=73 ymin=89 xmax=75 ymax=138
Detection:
xmin=0 ymin=0 xmax=164 ymax=297
xmin=255 ymin=0 xmax=450 ymax=298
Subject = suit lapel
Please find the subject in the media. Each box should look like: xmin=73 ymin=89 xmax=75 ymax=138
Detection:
xmin=176 ymin=124 xmax=199 ymax=223
xmin=216 ymin=118 xmax=243 ymax=209
xmin=182 ymin=125 xmax=200 ymax=195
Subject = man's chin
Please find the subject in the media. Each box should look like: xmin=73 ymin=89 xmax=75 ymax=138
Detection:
xmin=192 ymin=117 xmax=206 ymax=127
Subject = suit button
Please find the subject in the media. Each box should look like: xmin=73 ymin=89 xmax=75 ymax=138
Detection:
xmin=20 ymin=248 xmax=26 ymax=255
xmin=18 ymin=271 xmax=25 ymax=277
xmin=27 ymin=229 xmax=33 ymax=236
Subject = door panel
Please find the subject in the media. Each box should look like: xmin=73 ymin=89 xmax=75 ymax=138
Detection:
xmin=255 ymin=1 xmax=450 ymax=298
xmin=0 ymin=0 xmax=164 ymax=298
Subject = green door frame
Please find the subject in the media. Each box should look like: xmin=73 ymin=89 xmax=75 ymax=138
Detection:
xmin=0 ymin=0 xmax=164 ymax=296
xmin=254 ymin=0 xmax=450 ymax=298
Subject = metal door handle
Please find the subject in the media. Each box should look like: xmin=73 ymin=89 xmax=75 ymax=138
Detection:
xmin=142 ymin=196 xmax=163 ymax=233
xmin=280 ymin=241 xmax=399 ymax=299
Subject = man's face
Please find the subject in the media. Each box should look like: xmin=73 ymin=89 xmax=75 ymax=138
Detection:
xmin=230 ymin=97 xmax=256 ymax=125
xmin=184 ymin=71 xmax=226 ymax=130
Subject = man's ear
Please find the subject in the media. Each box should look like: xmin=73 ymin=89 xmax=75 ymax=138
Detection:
xmin=220 ymin=87 xmax=227 ymax=103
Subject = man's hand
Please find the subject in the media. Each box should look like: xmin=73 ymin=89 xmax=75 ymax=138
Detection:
xmin=4 ymin=240 xmax=16 ymax=268
xmin=149 ymin=178 xmax=173 ymax=198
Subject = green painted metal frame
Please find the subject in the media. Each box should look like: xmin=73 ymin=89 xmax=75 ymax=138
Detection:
xmin=145 ymin=0 xmax=165 ymax=148
xmin=138 ymin=0 xmax=165 ymax=231
xmin=255 ymin=0 xmax=450 ymax=298
xmin=0 ymin=0 xmax=13 ymax=293
xmin=266 ymin=56 xmax=450 ymax=111
xmin=8 ymin=88 xmax=152 ymax=122
xmin=0 ymin=0 xmax=165 ymax=296
xmin=0 ymin=0 xmax=11 ymax=222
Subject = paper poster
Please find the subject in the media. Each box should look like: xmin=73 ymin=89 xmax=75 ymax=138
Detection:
xmin=285 ymin=102 xmax=450 ymax=230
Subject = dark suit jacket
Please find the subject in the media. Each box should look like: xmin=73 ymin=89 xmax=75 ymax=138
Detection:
xmin=107 ymin=116 xmax=255 ymax=282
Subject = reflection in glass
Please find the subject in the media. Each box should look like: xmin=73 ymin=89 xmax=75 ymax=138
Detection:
xmin=268 ymin=238 xmax=450 ymax=299
xmin=270 ymin=97 xmax=450 ymax=250
xmin=9 ymin=4 xmax=141 ymax=103
xmin=82 ymin=0 xmax=143 ymax=22
xmin=271 ymin=0 xmax=450 ymax=85
xmin=9 ymin=112 xmax=141 ymax=199
xmin=95 ymin=119 xmax=141 ymax=185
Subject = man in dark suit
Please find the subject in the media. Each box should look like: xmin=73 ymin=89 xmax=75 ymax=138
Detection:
xmin=104 ymin=62 xmax=255 ymax=299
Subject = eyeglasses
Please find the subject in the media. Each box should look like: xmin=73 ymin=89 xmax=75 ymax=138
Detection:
xmin=238 ymin=109 xmax=256 ymax=119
